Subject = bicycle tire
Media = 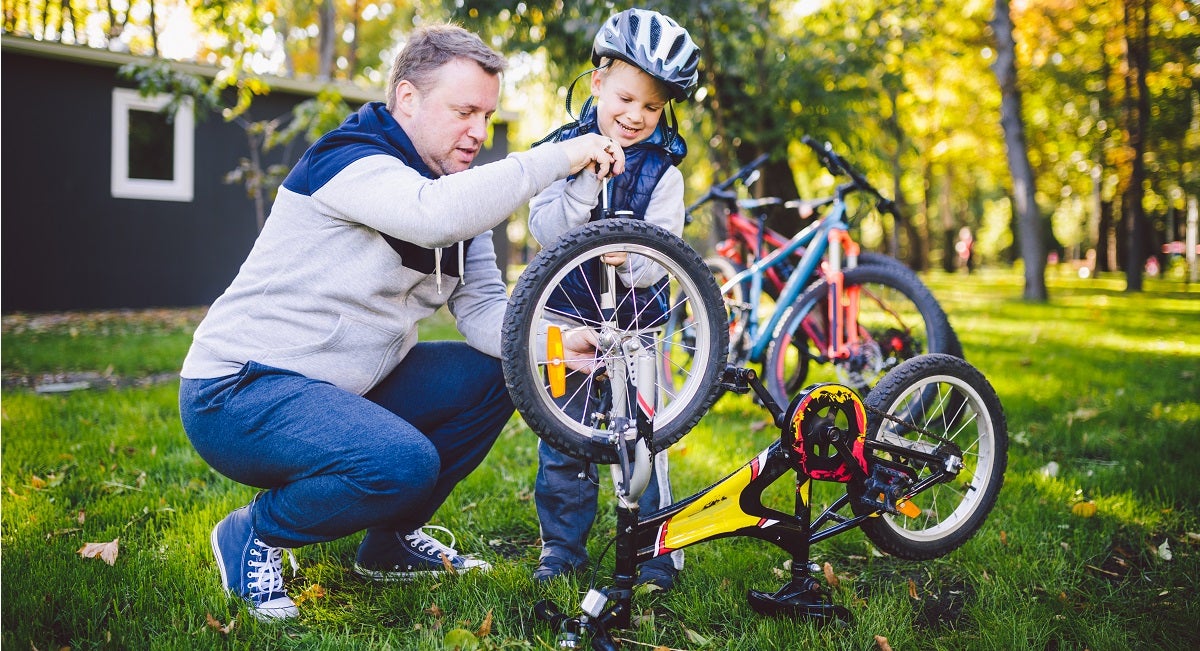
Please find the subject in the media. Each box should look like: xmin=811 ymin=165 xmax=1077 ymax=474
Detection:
xmin=851 ymin=354 xmax=1008 ymax=559
xmin=502 ymin=219 xmax=728 ymax=464
xmin=764 ymin=264 xmax=960 ymax=405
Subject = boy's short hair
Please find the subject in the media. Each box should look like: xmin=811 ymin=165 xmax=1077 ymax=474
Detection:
xmin=386 ymin=24 xmax=508 ymax=110
xmin=597 ymin=57 xmax=672 ymax=103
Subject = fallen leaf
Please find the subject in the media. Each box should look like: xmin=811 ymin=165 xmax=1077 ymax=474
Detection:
xmin=475 ymin=609 xmax=492 ymax=637
xmin=426 ymin=603 xmax=444 ymax=618
xmin=907 ymin=578 xmax=920 ymax=600
xmin=205 ymin=612 xmax=236 ymax=634
xmin=78 ymin=538 xmax=119 ymax=565
xmin=823 ymin=562 xmax=839 ymax=587
xmin=1157 ymin=539 xmax=1173 ymax=561
xmin=293 ymin=583 xmax=326 ymax=605
xmin=1071 ymin=501 xmax=1097 ymax=518
xmin=30 ymin=475 xmax=47 ymax=489
xmin=77 ymin=510 xmax=86 ymax=525
xmin=439 ymin=553 xmax=458 ymax=575
xmin=999 ymin=530 xmax=1008 ymax=546
xmin=1186 ymin=532 xmax=1200 ymax=542
xmin=875 ymin=635 xmax=894 ymax=651
xmin=683 ymin=627 xmax=710 ymax=646
xmin=443 ymin=628 xmax=479 ymax=651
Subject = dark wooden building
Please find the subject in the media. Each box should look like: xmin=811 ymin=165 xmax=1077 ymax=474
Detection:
xmin=2 ymin=37 xmax=510 ymax=312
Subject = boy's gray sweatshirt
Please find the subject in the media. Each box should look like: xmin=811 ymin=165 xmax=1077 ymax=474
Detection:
xmin=181 ymin=102 xmax=570 ymax=396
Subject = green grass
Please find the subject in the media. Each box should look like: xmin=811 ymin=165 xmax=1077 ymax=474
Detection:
xmin=3 ymin=271 xmax=1199 ymax=650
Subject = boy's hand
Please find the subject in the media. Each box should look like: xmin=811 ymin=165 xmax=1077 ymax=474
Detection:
xmin=560 ymin=134 xmax=625 ymax=178
xmin=601 ymin=252 xmax=628 ymax=266
xmin=562 ymin=326 xmax=602 ymax=372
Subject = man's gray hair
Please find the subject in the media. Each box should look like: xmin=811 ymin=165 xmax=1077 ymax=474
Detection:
xmin=386 ymin=24 xmax=508 ymax=110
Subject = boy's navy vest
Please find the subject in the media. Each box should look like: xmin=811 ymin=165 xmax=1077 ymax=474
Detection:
xmin=539 ymin=99 xmax=688 ymax=329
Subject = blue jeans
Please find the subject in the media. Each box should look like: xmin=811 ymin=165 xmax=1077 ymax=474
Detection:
xmin=179 ymin=341 xmax=514 ymax=549
xmin=534 ymin=371 xmax=682 ymax=574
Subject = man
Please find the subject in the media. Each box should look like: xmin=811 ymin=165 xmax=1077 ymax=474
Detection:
xmin=178 ymin=23 xmax=621 ymax=621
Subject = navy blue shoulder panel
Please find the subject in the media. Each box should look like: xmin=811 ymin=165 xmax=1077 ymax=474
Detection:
xmin=279 ymin=102 xmax=471 ymax=276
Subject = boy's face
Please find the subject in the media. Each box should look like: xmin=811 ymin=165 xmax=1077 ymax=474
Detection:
xmin=590 ymin=61 xmax=669 ymax=148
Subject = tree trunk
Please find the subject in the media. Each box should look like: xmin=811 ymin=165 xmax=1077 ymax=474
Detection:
xmin=1122 ymin=0 xmax=1151 ymax=292
xmin=990 ymin=0 xmax=1047 ymax=301
xmin=149 ymin=0 xmax=159 ymax=56
xmin=347 ymin=0 xmax=361 ymax=78
xmin=318 ymin=0 xmax=337 ymax=81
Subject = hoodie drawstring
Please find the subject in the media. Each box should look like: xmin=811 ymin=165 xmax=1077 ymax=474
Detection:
xmin=433 ymin=241 xmax=467 ymax=295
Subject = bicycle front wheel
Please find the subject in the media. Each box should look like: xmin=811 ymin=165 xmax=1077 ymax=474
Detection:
xmin=502 ymin=219 xmax=728 ymax=464
xmin=764 ymin=264 xmax=960 ymax=404
xmin=852 ymin=354 xmax=1008 ymax=560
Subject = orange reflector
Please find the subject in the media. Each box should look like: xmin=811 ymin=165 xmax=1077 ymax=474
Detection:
xmin=896 ymin=498 xmax=921 ymax=518
xmin=547 ymin=325 xmax=566 ymax=398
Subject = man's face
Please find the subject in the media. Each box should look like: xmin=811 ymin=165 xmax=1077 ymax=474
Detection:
xmin=392 ymin=58 xmax=500 ymax=177
xmin=590 ymin=61 xmax=668 ymax=148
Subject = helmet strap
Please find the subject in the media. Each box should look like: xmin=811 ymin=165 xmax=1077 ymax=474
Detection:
xmin=565 ymin=63 xmax=609 ymax=122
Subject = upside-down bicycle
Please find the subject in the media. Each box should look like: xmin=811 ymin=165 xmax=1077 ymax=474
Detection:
xmin=501 ymin=217 xmax=1006 ymax=650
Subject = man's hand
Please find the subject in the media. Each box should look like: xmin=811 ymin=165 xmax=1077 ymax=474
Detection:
xmin=560 ymin=134 xmax=625 ymax=178
xmin=561 ymin=326 xmax=601 ymax=372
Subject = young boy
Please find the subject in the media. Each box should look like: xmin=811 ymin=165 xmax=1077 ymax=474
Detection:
xmin=527 ymin=8 xmax=700 ymax=590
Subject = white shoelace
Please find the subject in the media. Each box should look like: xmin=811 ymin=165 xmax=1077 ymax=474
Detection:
xmin=246 ymin=538 xmax=298 ymax=597
xmin=404 ymin=525 xmax=460 ymax=559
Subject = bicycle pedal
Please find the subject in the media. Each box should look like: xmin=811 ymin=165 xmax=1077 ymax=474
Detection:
xmin=746 ymin=586 xmax=851 ymax=625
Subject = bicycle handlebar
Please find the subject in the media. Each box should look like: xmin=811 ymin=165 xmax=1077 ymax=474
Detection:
xmin=800 ymin=136 xmax=902 ymax=223
xmin=685 ymin=153 xmax=771 ymax=217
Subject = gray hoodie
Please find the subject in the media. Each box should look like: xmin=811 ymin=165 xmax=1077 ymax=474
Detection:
xmin=181 ymin=103 xmax=569 ymax=395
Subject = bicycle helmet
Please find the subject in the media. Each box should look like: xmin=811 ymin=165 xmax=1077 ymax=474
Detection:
xmin=591 ymin=8 xmax=700 ymax=101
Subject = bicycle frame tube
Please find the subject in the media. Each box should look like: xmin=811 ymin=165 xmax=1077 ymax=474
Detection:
xmin=721 ymin=203 xmax=854 ymax=362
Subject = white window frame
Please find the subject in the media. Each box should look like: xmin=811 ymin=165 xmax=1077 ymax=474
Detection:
xmin=111 ymin=88 xmax=194 ymax=202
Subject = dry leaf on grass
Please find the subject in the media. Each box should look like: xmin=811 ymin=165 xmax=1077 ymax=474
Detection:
xmin=439 ymin=553 xmax=458 ymax=575
xmin=78 ymin=538 xmax=119 ymax=565
xmin=1071 ymin=501 xmax=1097 ymax=518
xmin=205 ymin=612 xmax=236 ymax=634
xmin=293 ymin=583 xmax=326 ymax=605
xmin=475 ymin=609 xmax=493 ymax=637
xmin=907 ymin=578 xmax=920 ymax=600
xmin=875 ymin=634 xmax=893 ymax=651
xmin=823 ymin=562 xmax=839 ymax=587
xmin=425 ymin=603 xmax=444 ymax=618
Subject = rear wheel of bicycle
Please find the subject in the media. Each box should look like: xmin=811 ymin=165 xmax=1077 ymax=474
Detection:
xmin=502 ymin=219 xmax=728 ymax=464
xmin=764 ymin=264 xmax=959 ymax=405
xmin=851 ymin=354 xmax=1007 ymax=559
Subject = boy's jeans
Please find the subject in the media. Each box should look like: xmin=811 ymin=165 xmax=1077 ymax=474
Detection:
xmin=534 ymin=366 xmax=683 ymax=574
xmin=180 ymin=341 xmax=514 ymax=549
xmin=536 ymin=441 xmax=682 ymax=573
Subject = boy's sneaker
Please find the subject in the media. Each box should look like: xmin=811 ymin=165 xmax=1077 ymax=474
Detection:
xmin=210 ymin=506 xmax=299 ymax=621
xmin=532 ymin=556 xmax=583 ymax=583
xmin=353 ymin=525 xmax=491 ymax=581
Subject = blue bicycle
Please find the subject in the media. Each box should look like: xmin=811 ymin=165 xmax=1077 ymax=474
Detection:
xmin=669 ymin=137 xmax=962 ymax=405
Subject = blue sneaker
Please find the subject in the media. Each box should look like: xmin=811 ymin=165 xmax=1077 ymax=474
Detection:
xmin=353 ymin=525 xmax=491 ymax=581
xmin=210 ymin=506 xmax=299 ymax=621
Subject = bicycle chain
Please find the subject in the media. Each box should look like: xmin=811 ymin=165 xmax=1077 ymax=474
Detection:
xmin=862 ymin=402 xmax=955 ymax=448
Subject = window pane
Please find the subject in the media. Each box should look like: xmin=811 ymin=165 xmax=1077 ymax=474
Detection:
xmin=128 ymin=108 xmax=175 ymax=181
